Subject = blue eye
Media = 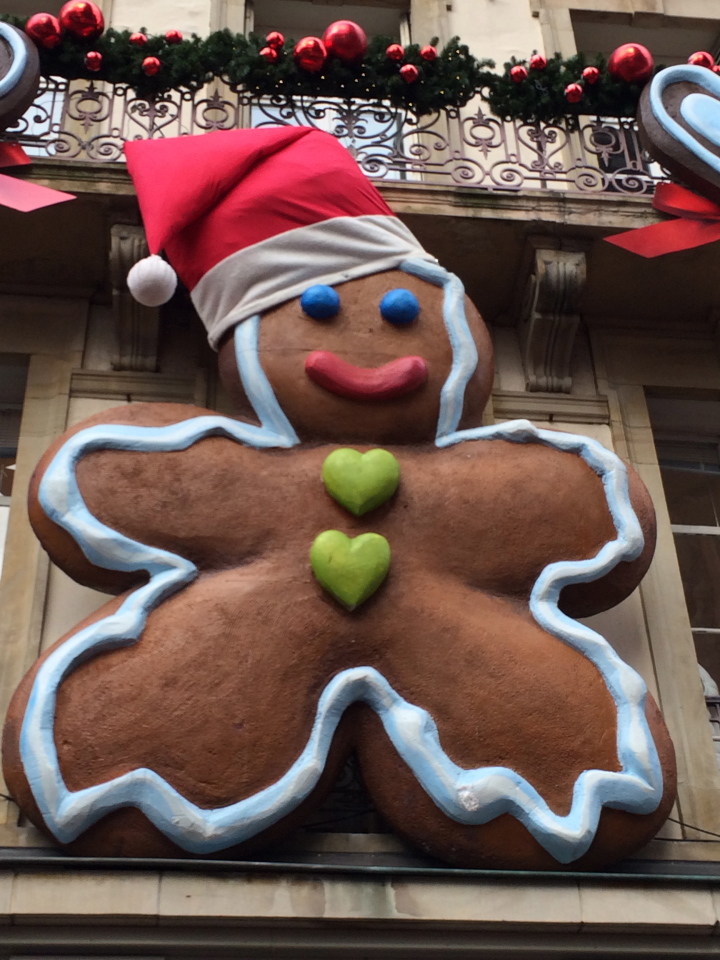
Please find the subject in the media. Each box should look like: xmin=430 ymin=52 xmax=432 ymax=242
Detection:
xmin=301 ymin=285 xmax=340 ymax=320
xmin=380 ymin=288 xmax=420 ymax=325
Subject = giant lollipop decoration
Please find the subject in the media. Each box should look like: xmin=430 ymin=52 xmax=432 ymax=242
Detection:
xmin=0 ymin=22 xmax=75 ymax=210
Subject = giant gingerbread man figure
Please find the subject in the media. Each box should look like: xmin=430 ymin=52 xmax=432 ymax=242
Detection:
xmin=2 ymin=128 xmax=676 ymax=869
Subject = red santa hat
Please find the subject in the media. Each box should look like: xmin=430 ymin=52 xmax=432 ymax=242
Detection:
xmin=124 ymin=127 xmax=434 ymax=349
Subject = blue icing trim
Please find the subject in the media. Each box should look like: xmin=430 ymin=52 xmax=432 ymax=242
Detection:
xmin=234 ymin=314 xmax=299 ymax=446
xmin=0 ymin=24 xmax=28 ymax=99
xmin=400 ymin=258 xmax=478 ymax=440
xmin=380 ymin=288 xmax=420 ymax=325
xmin=18 ymin=267 xmax=663 ymax=862
xmin=650 ymin=64 xmax=720 ymax=176
xmin=300 ymin=284 xmax=341 ymax=320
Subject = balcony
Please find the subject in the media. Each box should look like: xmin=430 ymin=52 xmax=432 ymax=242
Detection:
xmin=1 ymin=76 xmax=668 ymax=196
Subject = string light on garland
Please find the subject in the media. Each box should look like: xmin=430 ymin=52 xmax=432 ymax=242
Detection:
xmin=129 ymin=32 xmax=147 ymax=46
xmin=294 ymin=36 xmax=326 ymax=73
xmin=24 ymin=12 xmax=61 ymax=48
xmin=84 ymin=49 xmax=101 ymax=71
xmin=564 ymin=82 xmax=582 ymax=103
xmin=322 ymin=20 xmax=367 ymax=63
xmin=510 ymin=64 xmax=527 ymax=82
xmin=529 ymin=53 xmax=547 ymax=70
xmin=259 ymin=45 xmax=278 ymax=63
xmin=59 ymin=0 xmax=103 ymax=39
xmin=165 ymin=29 xmax=182 ymax=44
xmin=400 ymin=63 xmax=419 ymax=83
xmin=688 ymin=50 xmax=714 ymax=69
xmin=265 ymin=31 xmax=284 ymax=49
xmin=420 ymin=45 xmax=437 ymax=61
xmin=607 ymin=42 xmax=653 ymax=83
xmin=582 ymin=65 xmax=599 ymax=84
xmin=386 ymin=43 xmax=404 ymax=62
xmin=142 ymin=55 xmax=161 ymax=76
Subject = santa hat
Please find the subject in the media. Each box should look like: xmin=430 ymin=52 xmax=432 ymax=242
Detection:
xmin=124 ymin=127 xmax=434 ymax=349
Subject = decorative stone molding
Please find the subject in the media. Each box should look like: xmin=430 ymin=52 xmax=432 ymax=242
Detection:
xmin=517 ymin=244 xmax=587 ymax=393
xmin=109 ymin=224 xmax=160 ymax=372
xmin=493 ymin=391 xmax=609 ymax=425
xmin=71 ymin=370 xmax=195 ymax=404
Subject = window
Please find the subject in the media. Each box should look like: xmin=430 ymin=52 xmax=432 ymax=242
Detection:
xmin=250 ymin=0 xmax=409 ymax=46
xmin=0 ymin=356 xmax=28 ymax=576
xmin=650 ymin=394 xmax=720 ymax=762
xmin=571 ymin=11 xmax=720 ymax=66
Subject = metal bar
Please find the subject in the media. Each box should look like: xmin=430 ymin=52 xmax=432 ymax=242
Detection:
xmin=1 ymin=848 xmax=720 ymax=883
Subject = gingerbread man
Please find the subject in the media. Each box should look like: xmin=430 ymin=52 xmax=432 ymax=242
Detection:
xmin=2 ymin=128 xmax=676 ymax=869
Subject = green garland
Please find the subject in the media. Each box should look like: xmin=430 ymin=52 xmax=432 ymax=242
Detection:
xmin=1 ymin=14 xmax=657 ymax=121
xmin=1 ymin=16 xmax=492 ymax=115
xmin=486 ymin=52 xmax=659 ymax=125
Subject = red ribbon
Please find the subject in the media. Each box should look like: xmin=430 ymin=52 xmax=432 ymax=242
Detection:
xmin=0 ymin=141 xmax=75 ymax=213
xmin=606 ymin=182 xmax=720 ymax=257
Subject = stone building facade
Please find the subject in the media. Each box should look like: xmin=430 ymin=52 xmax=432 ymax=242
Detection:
xmin=1 ymin=0 xmax=720 ymax=955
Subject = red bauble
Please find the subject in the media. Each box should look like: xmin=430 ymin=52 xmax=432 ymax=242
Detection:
xmin=399 ymin=63 xmax=419 ymax=83
xmin=386 ymin=43 xmax=404 ymax=62
xmin=165 ymin=29 xmax=183 ymax=44
xmin=265 ymin=31 xmax=284 ymax=49
xmin=714 ymin=65 xmax=720 ymax=75
xmin=25 ymin=13 xmax=62 ymax=49
xmin=322 ymin=20 xmax=367 ymax=63
xmin=259 ymin=46 xmax=278 ymax=63
xmin=142 ymin=56 xmax=161 ymax=76
xmin=59 ymin=1 xmax=104 ymax=39
xmin=582 ymin=65 xmax=600 ymax=84
xmin=529 ymin=53 xmax=547 ymax=70
xmin=510 ymin=64 xmax=528 ymax=83
xmin=294 ymin=36 xmax=326 ymax=73
xmin=420 ymin=44 xmax=437 ymax=61
xmin=607 ymin=43 xmax=653 ymax=83
xmin=688 ymin=50 xmax=715 ymax=69
xmin=129 ymin=32 xmax=147 ymax=46
xmin=565 ymin=82 xmax=583 ymax=103
xmin=84 ymin=50 xmax=102 ymax=71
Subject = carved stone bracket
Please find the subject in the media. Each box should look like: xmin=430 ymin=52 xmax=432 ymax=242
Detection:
xmin=109 ymin=224 xmax=160 ymax=372
xmin=517 ymin=242 xmax=587 ymax=394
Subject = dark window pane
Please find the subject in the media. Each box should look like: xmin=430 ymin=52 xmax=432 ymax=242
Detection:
xmin=693 ymin=635 xmax=720 ymax=691
xmin=674 ymin=533 xmax=720 ymax=628
xmin=661 ymin=467 xmax=717 ymax=526
xmin=0 ymin=458 xmax=14 ymax=497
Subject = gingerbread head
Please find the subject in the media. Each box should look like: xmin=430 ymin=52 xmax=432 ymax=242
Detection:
xmin=2 ymin=128 xmax=676 ymax=869
xmin=123 ymin=126 xmax=495 ymax=444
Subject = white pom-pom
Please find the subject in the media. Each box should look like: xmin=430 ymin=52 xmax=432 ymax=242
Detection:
xmin=127 ymin=255 xmax=177 ymax=307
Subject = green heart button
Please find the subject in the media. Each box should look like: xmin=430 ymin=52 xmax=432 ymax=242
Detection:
xmin=322 ymin=448 xmax=400 ymax=517
xmin=310 ymin=530 xmax=391 ymax=611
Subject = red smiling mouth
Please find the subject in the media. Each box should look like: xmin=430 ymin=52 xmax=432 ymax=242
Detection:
xmin=305 ymin=351 xmax=428 ymax=402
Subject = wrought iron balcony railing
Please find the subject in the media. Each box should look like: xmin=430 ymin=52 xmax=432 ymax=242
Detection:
xmin=1 ymin=76 xmax=668 ymax=195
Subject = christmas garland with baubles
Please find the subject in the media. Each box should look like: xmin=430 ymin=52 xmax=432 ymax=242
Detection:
xmin=1 ymin=3 xmax=490 ymax=114
xmin=4 ymin=2 xmax=720 ymax=120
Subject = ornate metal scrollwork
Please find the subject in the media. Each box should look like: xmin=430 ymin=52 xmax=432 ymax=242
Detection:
xmin=1 ymin=77 xmax=665 ymax=197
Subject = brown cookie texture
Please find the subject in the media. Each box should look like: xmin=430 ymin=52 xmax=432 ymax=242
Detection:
xmin=356 ymin=694 xmax=676 ymax=871
xmin=4 ymin=392 xmax=673 ymax=866
xmin=0 ymin=26 xmax=40 ymax=131
xmin=218 ymin=269 xmax=493 ymax=444
xmin=638 ymin=79 xmax=720 ymax=205
xmin=4 ymin=272 xmax=674 ymax=867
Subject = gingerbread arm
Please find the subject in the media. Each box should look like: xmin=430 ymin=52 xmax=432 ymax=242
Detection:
xmin=559 ymin=461 xmax=657 ymax=619
xmin=28 ymin=402 xmax=233 ymax=594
